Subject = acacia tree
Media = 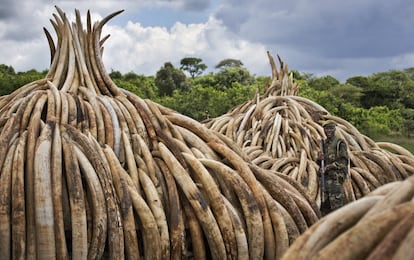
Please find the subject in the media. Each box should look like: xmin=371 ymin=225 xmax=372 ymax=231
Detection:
xmin=180 ymin=57 xmax=207 ymax=78
xmin=215 ymin=58 xmax=243 ymax=70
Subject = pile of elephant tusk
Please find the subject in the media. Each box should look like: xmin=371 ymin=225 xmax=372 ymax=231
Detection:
xmin=281 ymin=174 xmax=414 ymax=260
xmin=0 ymin=6 xmax=323 ymax=259
xmin=204 ymin=52 xmax=414 ymax=207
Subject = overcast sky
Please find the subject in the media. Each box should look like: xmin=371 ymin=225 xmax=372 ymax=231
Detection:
xmin=1 ymin=0 xmax=413 ymax=82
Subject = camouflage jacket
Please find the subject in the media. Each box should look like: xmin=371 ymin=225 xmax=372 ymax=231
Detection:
xmin=322 ymin=135 xmax=349 ymax=176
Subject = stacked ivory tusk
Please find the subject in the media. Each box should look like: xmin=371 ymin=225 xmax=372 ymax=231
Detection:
xmin=0 ymin=7 xmax=320 ymax=259
xmin=204 ymin=52 xmax=414 ymax=205
xmin=281 ymin=174 xmax=414 ymax=259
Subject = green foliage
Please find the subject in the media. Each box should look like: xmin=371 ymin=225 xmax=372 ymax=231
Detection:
xmin=404 ymin=67 xmax=414 ymax=80
xmin=0 ymin=68 xmax=16 ymax=95
xmin=215 ymin=59 xmax=243 ymax=69
xmin=329 ymin=83 xmax=363 ymax=106
xmin=213 ymin=67 xmax=254 ymax=91
xmin=190 ymin=72 xmax=217 ymax=86
xmin=156 ymin=83 xmax=256 ymax=121
xmin=250 ymin=76 xmax=270 ymax=95
xmin=399 ymin=80 xmax=414 ymax=109
xmin=346 ymin=75 xmax=369 ymax=88
xmin=156 ymin=85 xmax=223 ymax=120
xmin=1 ymin=61 xmax=414 ymax=142
xmin=400 ymin=108 xmax=414 ymax=137
xmin=109 ymin=70 xmax=122 ymax=79
xmin=360 ymin=70 xmax=414 ymax=109
xmin=0 ymin=64 xmax=16 ymax=75
xmin=180 ymin=57 xmax=207 ymax=78
xmin=0 ymin=66 xmax=45 ymax=96
xmin=357 ymin=106 xmax=403 ymax=137
xmin=113 ymin=73 xmax=158 ymax=99
xmin=155 ymin=62 xmax=186 ymax=96
xmin=222 ymin=82 xmax=256 ymax=110
xmin=300 ymin=71 xmax=408 ymax=138
xmin=299 ymin=81 xmax=333 ymax=111
xmin=308 ymin=75 xmax=340 ymax=91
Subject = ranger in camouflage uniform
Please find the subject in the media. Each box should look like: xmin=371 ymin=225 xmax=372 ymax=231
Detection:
xmin=317 ymin=120 xmax=350 ymax=216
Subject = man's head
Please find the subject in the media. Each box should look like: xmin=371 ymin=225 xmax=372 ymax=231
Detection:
xmin=322 ymin=120 xmax=337 ymax=138
xmin=322 ymin=120 xmax=337 ymax=128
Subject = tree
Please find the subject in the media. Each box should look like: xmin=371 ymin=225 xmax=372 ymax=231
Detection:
xmin=156 ymin=82 xmax=256 ymax=121
xmin=308 ymin=75 xmax=340 ymax=91
xmin=155 ymin=62 xmax=186 ymax=96
xmin=214 ymin=67 xmax=254 ymax=91
xmin=290 ymin=70 xmax=313 ymax=81
xmin=215 ymin=59 xmax=243 ymax=70
xmin=404 ymin=67 xmax=414 ymax=81
xmin=360 ymin=70 xmax=412 ymax=109
xmin=180 ymin=57 xmax=207 ymax=78
xmin=346 ymin=76 xmax=369 ymax=88
xmin=0 ymin=64 xmax=15 ymax=75
xmin=112 ymin=72 xmax=158 ymax=99
xmin=400 ymin=108 xmax=414 ymax=137
xmin=123 ymin=72 xmax=139 ymax=81
xmin=329 ymin=83 xmax=363 ymax=106
xmin=109 ymin=70 xmax=122 ymax=79
xmin=360 ymin=106 xmax=404 ymax=137
xmin=0 ymin=67 xmax=45 ymax=95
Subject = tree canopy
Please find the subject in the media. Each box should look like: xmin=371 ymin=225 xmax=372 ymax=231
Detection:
xmin=1 ymin=61 xmax=414 ymax=139
xmin=215 ymin=59 xmax=243 ymax=69
xmin=180 ymin=57 xmax=207 ymax=78
xmin=155 ymin=62 xmax=187 ymax=96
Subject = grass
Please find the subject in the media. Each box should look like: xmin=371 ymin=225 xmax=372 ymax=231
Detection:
xmin=373 ymin=135 xmax=414 ymax=155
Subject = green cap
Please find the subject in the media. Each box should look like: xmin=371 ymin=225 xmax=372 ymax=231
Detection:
xmin=322 ymin=120 xmax=337 ymax=127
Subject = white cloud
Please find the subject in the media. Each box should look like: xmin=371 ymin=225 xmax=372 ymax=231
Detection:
xmin=0 ymin=35 xmax=49 ymax=72
xmin=1 ymin=0 xmax=414 ymax=82
xmin=101 ymin=16 xmax=269 ymax=75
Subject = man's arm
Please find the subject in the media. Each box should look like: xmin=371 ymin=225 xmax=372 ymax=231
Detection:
xmin=323 ymin=141 xmax=348 ymax=172
xmin=336 ymin=141 xmax=349 ymax=172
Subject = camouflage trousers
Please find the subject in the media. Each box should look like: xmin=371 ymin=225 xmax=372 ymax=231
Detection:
xmin=321 ymin=172 xmax=345 ymax=216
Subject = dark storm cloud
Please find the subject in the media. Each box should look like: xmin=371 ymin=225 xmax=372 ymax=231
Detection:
xmin=0 ymin=2 xmax=44 ymax=41
xmin=0 ymin=0 xmax=19 ymax=19
xmin=2 ymin=0 xmax=413 ymax=82
xmin=179 ymin=0 xmax=211 ymax=11
xmin=215 ymin=0 xmax=414 ymax=59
